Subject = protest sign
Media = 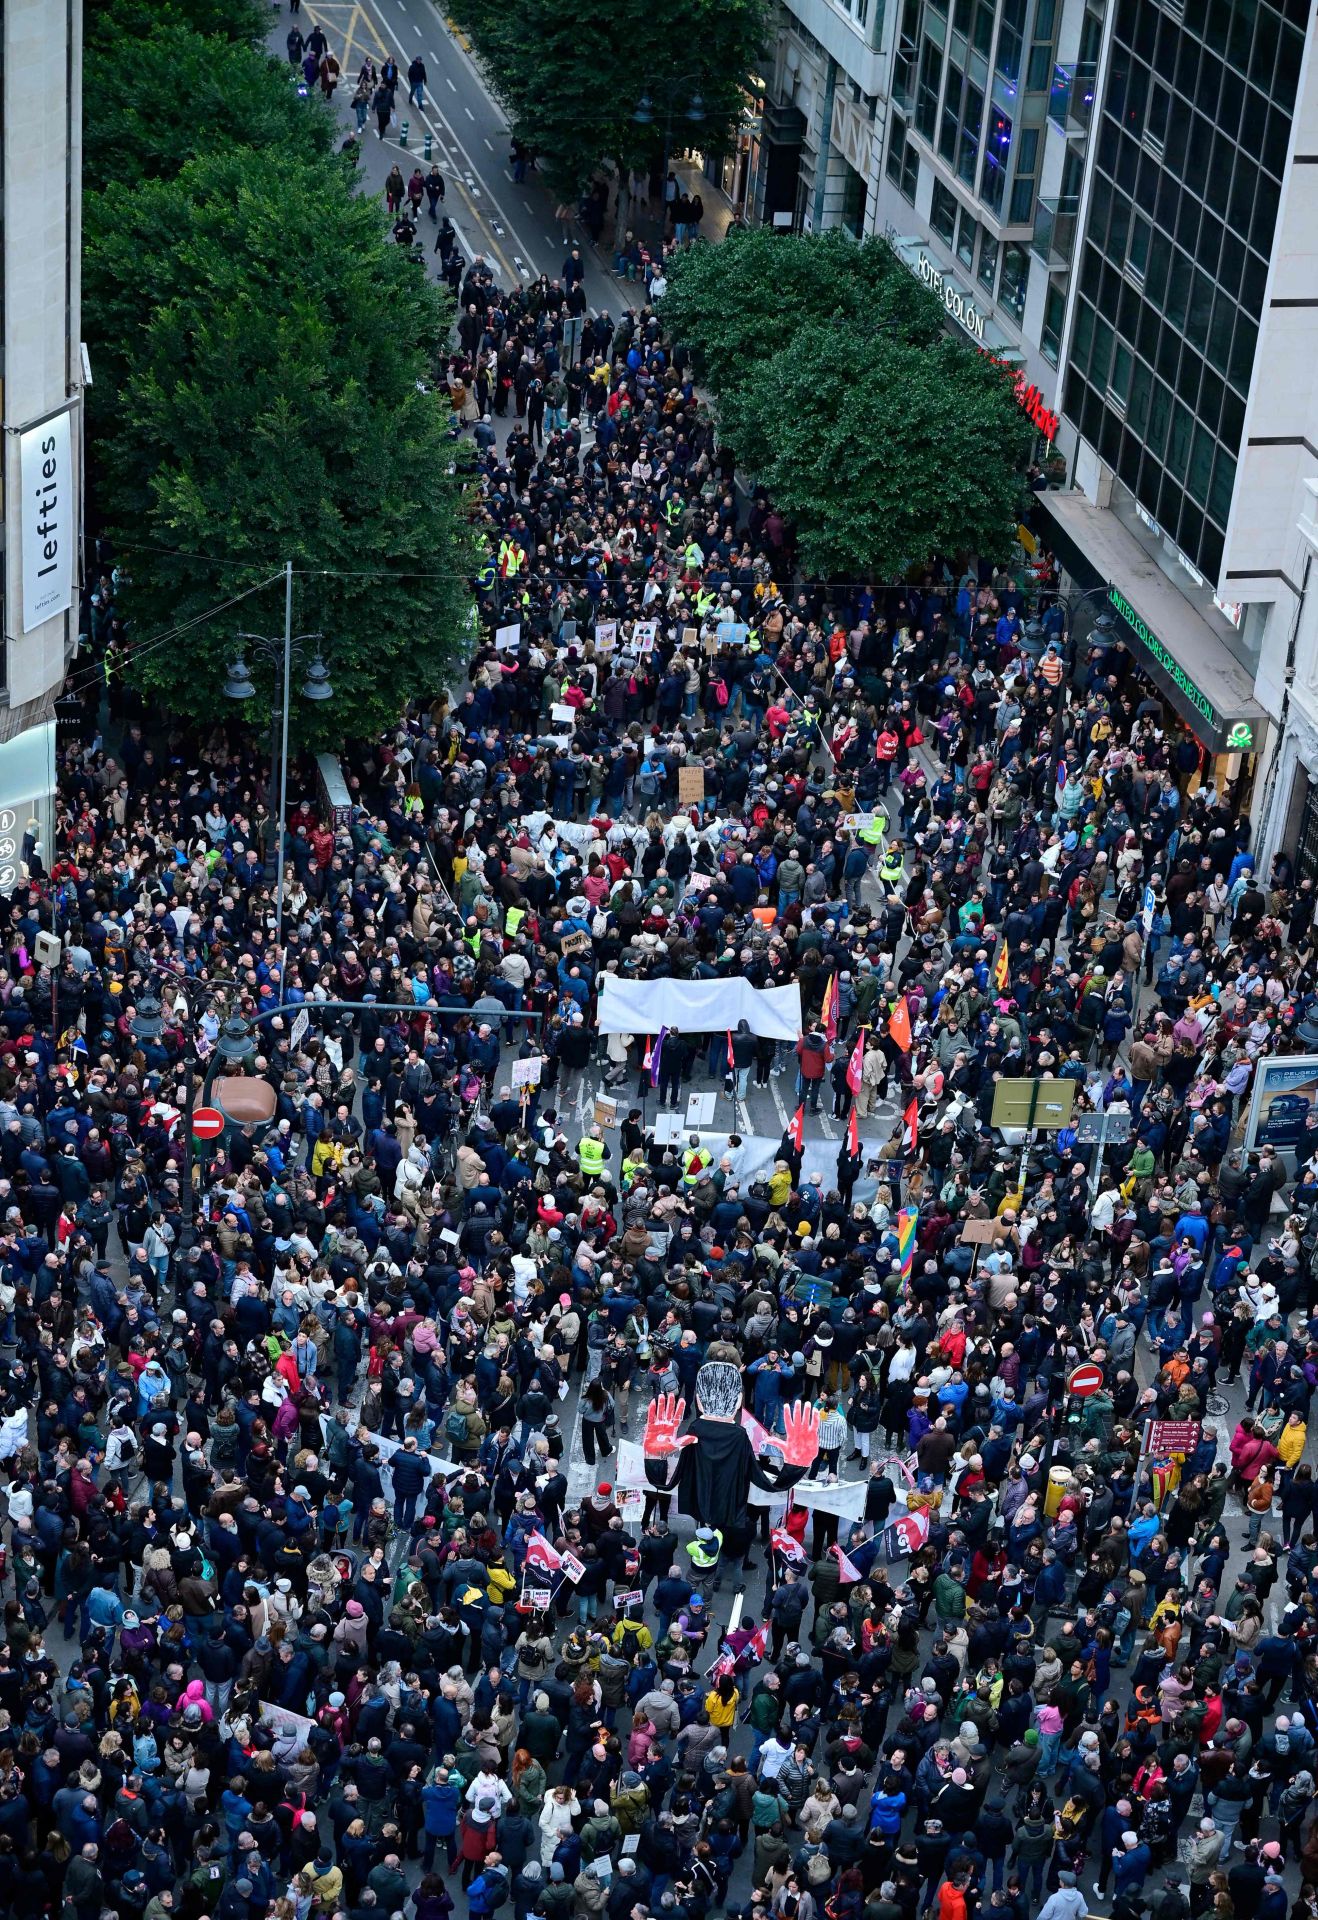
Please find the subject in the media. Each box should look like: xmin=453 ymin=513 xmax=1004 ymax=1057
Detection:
xmin=560 ymin=929 xmax=590 ymax=956
xmin=594 ymin=620 xmax=617 ymax=652
xmin=494 ymin=623 xmax=521 ymax=651
xmin=511 ymin=1056 xmax=544 ymax=1088
xmin=678 ymin=766 xmax=706 ymax=804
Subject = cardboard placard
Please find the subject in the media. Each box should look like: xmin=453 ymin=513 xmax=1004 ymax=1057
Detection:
xmin=595 ymin=620 xmax=617 ymax=652
xmin=495 ymin=623 xmax=522 ymax=651
xmin=559 ymin=1550 xmax=586 ymax=1583
xmin=685 ymin=1091 xmax=716 ymax=1128
xmin=440 ymin=1228 xmax=461 ymax=1247
xmin=651 ymin=1113 xmax=683 ymax=1145
xmin=528 ymin=1588 xmax=553 ymax=1609
xmin=678 ymin=766 xmax=706 ymax=804
xmin=560 ymin=928 xmax=590 ymax=956
xmin=959 ymin=1218 xmax=1000 ymax=1244
xmin=613 ymin=1588 xmax=644 ymax=1608
xmin=634 ymin=620 xmax=657 ymax=653
xmin=551 ymin=702 xmax=577 ymax=728
xmin=593 ymin=1093 xmax=619 ymax=1128
xmin=682 ymin=626 xmax=697 ymax=648
xmin=511 ymin=1055 xmax=544 ymax=1088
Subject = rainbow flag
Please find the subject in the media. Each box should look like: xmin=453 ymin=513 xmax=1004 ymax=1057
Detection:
xmin=896 ymin=1207 xmax=918 ymax=1284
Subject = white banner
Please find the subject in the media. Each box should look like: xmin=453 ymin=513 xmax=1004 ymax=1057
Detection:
xmin=789 ymin=1475 xmax=869 ymax=1521
xmin=20 ymin=411 xmax=74 ymax=633
xmin=597 ymin=975 xmax=803 ymax=1043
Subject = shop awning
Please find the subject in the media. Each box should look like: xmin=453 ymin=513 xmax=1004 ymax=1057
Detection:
xmin=1037 ymin=489 xmax=1267 ymax=755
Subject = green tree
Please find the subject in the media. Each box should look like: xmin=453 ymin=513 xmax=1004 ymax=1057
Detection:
xmin=449 ymin=0 xmax=767 ymax=213
xmin=85 ymin=18 xmax=335 ymax=195
xmin=86 ymin=150 xmax=476 ymax=746
xmin=661 ymin=228 xmax=1035 ymax=579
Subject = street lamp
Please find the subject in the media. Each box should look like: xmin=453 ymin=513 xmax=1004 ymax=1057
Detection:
xmin=224 ymin=560 xmax=333 ymax=958
xmin=215 ymin=1013 xmax=259 ymax=1071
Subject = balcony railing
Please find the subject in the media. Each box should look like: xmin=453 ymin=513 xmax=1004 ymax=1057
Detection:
xmin=1029 ymin=194 xmax=1080 ymax=271
xmin=1048 ymin=60 xmax=1098 ymax=136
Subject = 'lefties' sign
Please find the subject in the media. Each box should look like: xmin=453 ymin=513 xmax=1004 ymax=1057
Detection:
xmin=20 ymin=411 xmax=74 ymax=634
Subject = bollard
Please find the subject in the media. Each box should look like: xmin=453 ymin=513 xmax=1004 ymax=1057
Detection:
xmin=400 ymin=119 xmax=409 ymax=148
xmin=425 ymin=132 xmax=432 ymax=161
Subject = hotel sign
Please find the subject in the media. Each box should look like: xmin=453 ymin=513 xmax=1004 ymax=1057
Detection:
xmin=915 ymin=250 xmax=987 ymax=342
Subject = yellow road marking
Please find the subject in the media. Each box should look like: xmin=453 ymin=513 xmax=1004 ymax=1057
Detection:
xmin=301 ymin=0 xmax=521 ymax=284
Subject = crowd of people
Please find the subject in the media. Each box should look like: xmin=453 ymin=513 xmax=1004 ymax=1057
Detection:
xmin=13 ymin=54 xmax=1318 ymax=1920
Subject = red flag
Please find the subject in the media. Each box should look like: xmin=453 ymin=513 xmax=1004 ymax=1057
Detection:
xmin=787 ymin=1104 xmax=805 ymax=1154
xmin=886 ymin=1508 xmax=931 ymax=1555
xmin=888 ymin=997 xmax=912 ymax=1052
xmin=726 ymin=1029 xmax=736 ymax=1071
xmin=745 ymin=1622 xmax=769 ymax=1662
xmin=525 ymin=1531 xmax=562 ymax=1575
xmin=846 ymin=1029 xmax=865 ymax=1094
xmin=831 ymin=1543 xmax=862 ymax=1582
xmin=820 ymin=976 xmax=837 ymax=1045
xmin=846 ymin=1104 xmax=859 ymax=1158
xmin=770 ymin=1526 xmax=806 ymax=1563
xmin=902 ymin=1096 xmax=919 ymax=1157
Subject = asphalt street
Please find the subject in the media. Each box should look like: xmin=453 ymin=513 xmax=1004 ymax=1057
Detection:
xmin=272 ymin=0 xmax=642 ymax=315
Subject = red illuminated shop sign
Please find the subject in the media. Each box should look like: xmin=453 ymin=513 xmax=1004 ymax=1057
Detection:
xmin=982 ymin=351 xmax=1060 ymax=442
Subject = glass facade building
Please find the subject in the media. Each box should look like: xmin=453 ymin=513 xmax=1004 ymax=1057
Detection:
xmin=1062 ymin=0 xmax=1308 ymax=584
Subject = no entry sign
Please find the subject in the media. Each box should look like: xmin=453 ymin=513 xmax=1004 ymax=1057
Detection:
xmin=1066 ymin=1362 xmax=1105 ymax=1398
xmin=191 ymin=1106 xmax=225 ymax=1141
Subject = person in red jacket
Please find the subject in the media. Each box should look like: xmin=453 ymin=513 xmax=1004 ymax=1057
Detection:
xmin=795 ymin=1028 xmax=828 ymax=1111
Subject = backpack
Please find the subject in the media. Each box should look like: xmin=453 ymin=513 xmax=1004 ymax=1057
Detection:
xmin=617 ymin=1620 xmax=643 ymax=1660
xmin=446 ymin=1408 xmax=470 ymax=1446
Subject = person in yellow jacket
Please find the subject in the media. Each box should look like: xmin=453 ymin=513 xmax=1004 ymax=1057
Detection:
xmin=704 ymin=1673 xmax=739 ymax=1729
xmin=1278 ymin=1409 xmax=1308 ymax=1472
xmin=486 ymin=1558 xmax=517 ymax=1607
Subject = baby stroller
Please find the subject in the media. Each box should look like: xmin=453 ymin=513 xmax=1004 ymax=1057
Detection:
xmin=307 ymin=1545 xmax=359 ymax=1613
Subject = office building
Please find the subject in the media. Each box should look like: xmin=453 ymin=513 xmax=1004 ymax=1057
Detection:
xmin=0 ymin=0 xmax=84 ymax=887
xmin=1039 ymin=0 xmax=1309 ymax=821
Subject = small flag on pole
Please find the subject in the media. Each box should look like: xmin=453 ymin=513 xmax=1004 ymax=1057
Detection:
xmin=649 ymin=1026 xmax=668 ymax=1087
xmin=846 ymin=1029 xmax=865 ymax=1094
xmin=994 ymin=940 xmax=1010 ymax=991
xmin=787 ymin=1103 xmax=805 ymax=1154
xmin=902 ymin=1096 xmax=919 ymax=1158
xmin=820 ymin=975 xmax=837 ymax=1045
xmin=897 ymin=1206 xmax=918 ymax=1282
xmin=888 ymin=997 xmax=912 ymax=1052
xmin=726 ymin=1028 xmax=736 ymax=1072
xmin=846 ymin=1103 xmax=860 ymax=1158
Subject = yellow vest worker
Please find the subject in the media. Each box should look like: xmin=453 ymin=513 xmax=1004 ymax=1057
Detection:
xmin=577 ymin=1128 xmax=606 ymax=1181
xmin=681 ymin=1138 xmax=712 ymax=1188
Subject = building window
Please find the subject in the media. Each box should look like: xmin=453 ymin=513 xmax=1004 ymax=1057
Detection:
xmin=959 ymin=82 xmax=983 ymax=185
xmin=978 ymin=229 xmax=999 ymax=291
xmin=916 ymin=37 xmax=942 ymax=142
xmin=1041 ymin=283 xmax=1064 ymax=364
xmin=995 ymin=0 xmax=1025 ymax=85
xmin=931 ymin=179 xmax=959 ymax=246
xmin=999 ymin=241 xmax=1029 ymax=323
xmin=981 ymin=108 xmax=1011 ymax=213
xmin=956 ymin=204 xmax=977 ymax=267
xmin=886 ymin=111 xmax=920 ymax=203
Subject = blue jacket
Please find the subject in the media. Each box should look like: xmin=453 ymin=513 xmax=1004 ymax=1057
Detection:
xmin=422 ymin=1779 xmax=461 ymax=1836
